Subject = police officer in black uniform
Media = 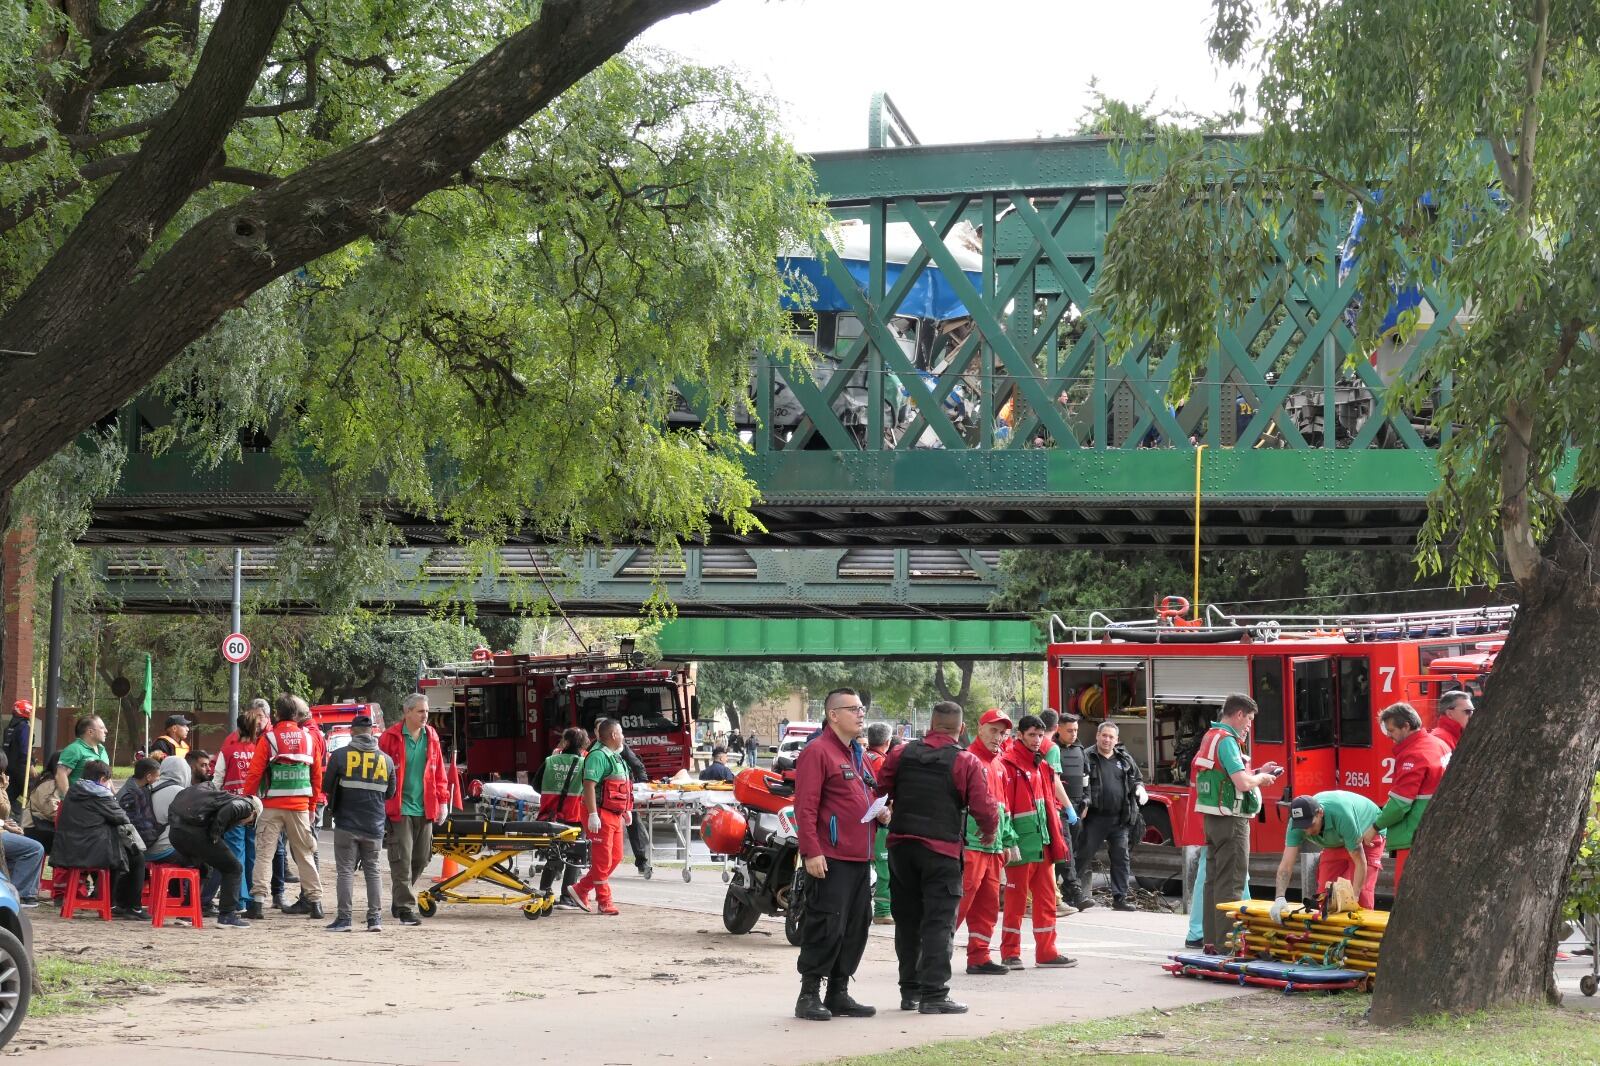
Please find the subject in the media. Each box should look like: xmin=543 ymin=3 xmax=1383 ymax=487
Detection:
xmin=876 ymin=702 xmax=999 ymax=1015
xmin=1055 ymin=713 xmax=1090 ymax=908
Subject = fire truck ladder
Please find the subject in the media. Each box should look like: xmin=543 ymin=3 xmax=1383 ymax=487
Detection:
xmin=1048 ymin=604 xmax=1515 ymax=645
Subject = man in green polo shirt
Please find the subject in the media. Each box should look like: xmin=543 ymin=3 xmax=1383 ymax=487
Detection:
xmin=55 ymin=715 xmax=110 ymax=793
xmin=570 ymin=719 xmax=633 ymax=916
xmin=1272 ymin=790 xmax=1386 ymax=916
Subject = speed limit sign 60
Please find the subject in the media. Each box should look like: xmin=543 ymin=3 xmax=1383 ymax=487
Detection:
xmin=221 ymin=632 xmax=252 ymax=664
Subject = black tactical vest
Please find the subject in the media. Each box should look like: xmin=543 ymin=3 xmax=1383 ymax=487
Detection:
xmin=887 ymin=740 xmax=963 ymax=842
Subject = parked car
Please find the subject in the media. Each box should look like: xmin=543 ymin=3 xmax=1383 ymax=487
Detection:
xmin=0 ymin=867 xmax=34 ymax=1047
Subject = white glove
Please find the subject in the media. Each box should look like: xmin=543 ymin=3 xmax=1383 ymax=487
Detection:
xmin=587 ymin=813 xmax=601 ymax=834
xmin=1005 ymin=846 xmax=1022 ymax=864
xmin=1135 ymin=785 xmax=1148 ymax=805
xmin=623 ymin=811 xmax=633 ymax=827
xmin=1268 ymin=896 xmax=1290 ymax=924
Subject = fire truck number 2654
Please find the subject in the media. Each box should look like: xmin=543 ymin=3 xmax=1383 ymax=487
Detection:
xmin=1343 ymin=759 xmax=1396 ymax=789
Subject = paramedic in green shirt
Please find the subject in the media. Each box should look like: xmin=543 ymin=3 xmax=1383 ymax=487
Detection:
xmin=1191 ymin=693 xmax=1283 ymax=950
xmin=1271 ymin=791 xmax=1386 ymax=917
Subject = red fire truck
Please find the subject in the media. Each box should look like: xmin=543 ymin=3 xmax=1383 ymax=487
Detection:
xmin=1045 ymin=597 xmax=1511 ymax=889
xmin=418 ymin=642 xmax=699 ymax=786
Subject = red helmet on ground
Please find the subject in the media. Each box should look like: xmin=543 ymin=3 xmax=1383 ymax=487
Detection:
xmin=10 ymin=700 xmax=30 ymax=719
xmin=700 ymin=806 xmax=748 ymax=856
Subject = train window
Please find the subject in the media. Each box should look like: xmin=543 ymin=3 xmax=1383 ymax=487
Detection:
xmin=1337 ymin=659 xmax=1372 ymax=747
xmin=1293 ymin=659 xmax=1335 ymax=749
xmin=1251 ymin=658 xmax=1285 ymax=745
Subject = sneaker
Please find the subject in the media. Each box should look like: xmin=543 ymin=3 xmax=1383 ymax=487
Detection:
xmin=1055 ymin=901 xmax=1073 ymax=916
xmin=965 ymin=961 xmax=1009 ymax=975
xmin=17 ymin=897 xmax=38 ymax=909
xmin=283 ymin=897 xmax=312 ymax=916
xmin=201 ymin=902 xmax=217 ymax=918
xmin=562 ymin=886 xmax=591 ymax=913
xmin=399 ymin=913 xmax=422 ymax=927
xmin=1075 ymin=896 xmax=1096 ymax=912
xmin=598 ymin=901 xmax=620 ymax=916
xmin=272 ymin=894 xmax=287 ymax=911
xmin=244 ymin=902 xmax=266 ymax=920
xmin=1184 ymin=937 xmax=1204 ymax=949
xmin=918 ymin=997 xmax=968 ymax=1015
xmin=325 ymin=918 xmax=353 ymax=932
xmin=112 ymin=907 xmax=150 ymax=922
xmin=1001 ymin=956 xmax=1024 ymax=971
xmin=217 ymin=912 xmax=250 ymax=929
xmin=367 ymin=920 xmax=382 ymax=933
xmin=1113 ymin=899 xmax=1138 ymax=912
xmin=1037 ymin=955 xmax=1078 ymax=968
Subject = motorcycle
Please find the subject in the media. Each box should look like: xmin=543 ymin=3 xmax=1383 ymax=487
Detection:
xmin=705 ymin=762 xmax=807 ymax=946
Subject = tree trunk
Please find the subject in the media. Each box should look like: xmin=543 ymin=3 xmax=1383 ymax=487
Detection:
xmin=1371 ymin=488 xmax=1600 ymax=1023
xmin=933 ymin=660 xmax=975 ymax=708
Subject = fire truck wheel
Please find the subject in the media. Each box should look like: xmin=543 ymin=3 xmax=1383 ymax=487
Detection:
xmin=416 ymin=892 xmax=438 ymax=918
xmin=1134 ymin=804 xmax=1180 ymax=894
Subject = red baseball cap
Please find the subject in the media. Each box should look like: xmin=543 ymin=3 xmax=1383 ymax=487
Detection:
xmin=978 ymin=708 xmax=1012 ymax=729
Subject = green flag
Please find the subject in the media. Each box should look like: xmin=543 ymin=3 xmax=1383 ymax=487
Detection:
xmin=142 ymin=654 xmax=152 ymax=717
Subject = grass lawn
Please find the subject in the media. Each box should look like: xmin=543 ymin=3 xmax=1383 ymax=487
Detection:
xmin=33 ymin=956 xmax=176 ymax=1018
xmin=835 ymin=994 xmax=1600 ymax=1066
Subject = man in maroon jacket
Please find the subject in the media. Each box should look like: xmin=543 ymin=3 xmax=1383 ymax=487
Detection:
xmin=793 ymin=687 xmax=880 ymax=1022
xmin=876 ymin=701 xmax=999 ymax=1015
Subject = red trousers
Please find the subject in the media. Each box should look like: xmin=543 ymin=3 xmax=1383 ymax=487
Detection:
xmin=573 ymin=810 xmax=625 ymax=906
xmin=1316 ymin=835 xmax=1385 ymax=909
xmin=1390 ymin=849 xmax=1408 ymax=892
xmin=1000 ymin=860 xmax=1059 ymax=963
xmin=956 ymin=850 xmax=1003 ymax=966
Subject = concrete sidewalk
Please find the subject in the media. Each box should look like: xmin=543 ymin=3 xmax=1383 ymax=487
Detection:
xmin=22 ymin=882 xmax=1245 ymax=1065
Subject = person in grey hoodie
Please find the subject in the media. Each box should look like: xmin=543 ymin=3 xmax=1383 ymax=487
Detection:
xmin=321 ymin=714 xmax=397 ymax=932
xmin=146 ymin=754 xmax=191 ymax=862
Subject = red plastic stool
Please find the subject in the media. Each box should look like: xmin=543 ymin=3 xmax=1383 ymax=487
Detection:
xmin=148 ymin=865 xmax=203 ymax=929
xmin=58 ymin=867 xmax=114 ymax=921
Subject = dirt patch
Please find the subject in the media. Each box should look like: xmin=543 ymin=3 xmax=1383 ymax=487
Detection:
xmin=21 ymin=853 xmax=773 ymax=1053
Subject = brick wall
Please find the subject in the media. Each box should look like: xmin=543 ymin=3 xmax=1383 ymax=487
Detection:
xmin=1 ymin=521 xmax=36 ymax=714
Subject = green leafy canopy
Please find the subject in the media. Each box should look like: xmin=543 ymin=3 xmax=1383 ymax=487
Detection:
xmin=1092 ymin=0 xmax=1600 ymax=588
xmin=2 ymin=2 xmax=828 ymax=604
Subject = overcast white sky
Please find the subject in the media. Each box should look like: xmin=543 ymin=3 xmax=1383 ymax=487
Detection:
xmin=640 ymin=0 xmax=1246 ymax=152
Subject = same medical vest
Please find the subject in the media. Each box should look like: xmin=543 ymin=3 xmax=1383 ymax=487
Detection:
xmin=261 ymin=725 xmax=316 ymax=799
xmin=1191 ymin=724 xmax=1261 ymax=818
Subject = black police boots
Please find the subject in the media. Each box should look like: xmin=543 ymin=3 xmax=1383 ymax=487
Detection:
xmin=795 ymin=976 xmax=832 ymax=1021
xmin=824 ymin=978 xmax=876 ymax=1018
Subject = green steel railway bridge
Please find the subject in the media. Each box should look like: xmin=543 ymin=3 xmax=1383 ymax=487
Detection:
xmin=78 ymin=132 xmax=1472 ymax=657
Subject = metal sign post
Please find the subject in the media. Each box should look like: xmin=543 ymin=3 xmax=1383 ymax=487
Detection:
xmin=228 ymin=548 xmax=242 ymax=725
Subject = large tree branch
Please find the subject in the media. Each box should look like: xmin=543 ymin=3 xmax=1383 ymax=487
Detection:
xmin=0 ymin=0 xmax=292 ymax=350
xmin=1514 ymin=0 xmax=1550 ymax=212
xmin=0 ymin=0 xmax=716 ymax=500
xmin=0 ymin=152 xmax=138 ymax=234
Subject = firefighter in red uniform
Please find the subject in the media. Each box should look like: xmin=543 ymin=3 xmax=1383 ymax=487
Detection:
xmin=570 ymin=718 xmax=633 ymax=916
xmin=792 ymin=688 xmax=880 ymax=1022
xmin=1430 ymin=690 xmax=1473 ymax=752
xmin=954 ymin=709 xmax=1017 ymax=977
xmin=1364 ymin=701 xmax=1451 ymax=889
xmin=996 ymin=714 xmax=1075 ymax=969
xmin=242 ymin=695 xmax=327 ymax=920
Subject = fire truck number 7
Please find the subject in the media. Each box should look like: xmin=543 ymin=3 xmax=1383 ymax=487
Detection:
xmin=1379 ymin=666 xmax=1395 ymax=692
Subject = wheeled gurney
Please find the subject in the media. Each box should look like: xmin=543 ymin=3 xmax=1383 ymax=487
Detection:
xmin=417 ymin=814 xmax=588 ymax=920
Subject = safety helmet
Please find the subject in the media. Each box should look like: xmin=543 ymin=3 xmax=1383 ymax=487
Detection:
xmin=10 ymin=700 xmax=31 ymax=718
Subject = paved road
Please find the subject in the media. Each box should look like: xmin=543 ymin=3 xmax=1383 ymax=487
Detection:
xmin=23 ymin=870 xmax=1240 ymax=1065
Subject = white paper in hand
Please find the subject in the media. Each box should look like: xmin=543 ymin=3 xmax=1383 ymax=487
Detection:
xmin=860 ymin=795 xmax=888 ymax=824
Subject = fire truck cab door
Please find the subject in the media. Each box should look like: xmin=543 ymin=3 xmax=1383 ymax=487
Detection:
xmin=1288 ymin=656 xmax=1338 ymax=797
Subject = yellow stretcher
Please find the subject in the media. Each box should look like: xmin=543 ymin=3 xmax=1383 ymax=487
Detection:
xmin=417 ymin=815 xmax=586 ymax=921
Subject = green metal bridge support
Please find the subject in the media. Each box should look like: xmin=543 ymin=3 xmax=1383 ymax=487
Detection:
xmin=656 ymin=616 xmax=1043 ymax=661
xmin=88 ymin=136 xmax=1494 ymax=550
